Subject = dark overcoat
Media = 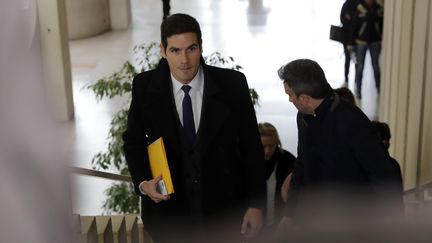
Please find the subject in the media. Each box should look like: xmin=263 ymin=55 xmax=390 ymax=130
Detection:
xmin=285 ymin=94 xmax=403 ymax=225
xmin=123 ymin=57 xmax=266 ymax=240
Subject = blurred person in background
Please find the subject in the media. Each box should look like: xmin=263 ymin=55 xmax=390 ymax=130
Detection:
xmin=349 ymin=0 xmax=384 ymax=99
xmin=162 ymin=0 xmax=170 ymax=19
xmin=340 ymin=0 xmax=358 ymax=87
xmin=258 ymin=122 xmax=295 ymax=230
xmin=371 ymin=121 xmax=403 ymax=193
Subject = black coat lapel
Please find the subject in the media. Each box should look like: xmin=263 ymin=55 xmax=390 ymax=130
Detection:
xmin=195 ymin=65 xmax=230 ymax=154
xmin=145 ymin=59 xmax=183 ymax=157
xmin=147 ymin=58 xmax=231 ymax=157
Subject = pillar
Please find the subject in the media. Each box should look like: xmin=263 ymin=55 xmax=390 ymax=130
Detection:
xmin=37 ymin=0 xmax=74 ymax=121
xmin=380 ymin=0 xmax=432 ymax=189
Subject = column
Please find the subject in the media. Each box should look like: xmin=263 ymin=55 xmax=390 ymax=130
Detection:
xmin=37 ymin=0 xmax=74 ymax=121
xmin=380 ymin=0 xmax=432 ymax=189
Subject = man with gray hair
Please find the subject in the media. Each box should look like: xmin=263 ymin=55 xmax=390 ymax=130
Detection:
xmin=277 ymin=59 xmax=403 ymax=231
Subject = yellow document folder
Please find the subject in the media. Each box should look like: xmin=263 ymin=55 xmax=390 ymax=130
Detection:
xmin=147 ymin=137 xmax=174 ymax=195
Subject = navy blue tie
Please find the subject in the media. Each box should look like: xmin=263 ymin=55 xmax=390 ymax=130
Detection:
xmin=181 ymin=85 xmax=196 ymax=145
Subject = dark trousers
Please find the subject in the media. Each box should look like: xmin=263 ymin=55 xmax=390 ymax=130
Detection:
xmin=354 ymin=42 xmax=382 ymax=98
xmin=162 ymin=0 xmax=170 ymax=19
xmin=343 ymin=44 xmax=351 ymax=83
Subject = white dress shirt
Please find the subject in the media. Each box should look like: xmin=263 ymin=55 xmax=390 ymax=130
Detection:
xmin=171 ymin=66 xmax=204 ymax=132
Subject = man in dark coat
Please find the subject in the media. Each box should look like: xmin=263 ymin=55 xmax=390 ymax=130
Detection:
xmin=123 ymin=13 xmax=266 ymax=242
xmin=277 ymin=59 xmax=403 ymax=231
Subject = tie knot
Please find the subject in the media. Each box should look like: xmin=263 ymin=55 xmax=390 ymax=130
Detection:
xmin=181 ymin=85 xmax=192 ymax=94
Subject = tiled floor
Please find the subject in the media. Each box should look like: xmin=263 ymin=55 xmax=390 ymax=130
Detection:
xmin=70 ymin=0 xmax=380 ymax=215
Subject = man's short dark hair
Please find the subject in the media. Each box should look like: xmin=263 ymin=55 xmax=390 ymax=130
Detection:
xmin=278 ymin=59 xmax=332 ymax=99
xmin=160 ymin=13 xmax=202 ymax=50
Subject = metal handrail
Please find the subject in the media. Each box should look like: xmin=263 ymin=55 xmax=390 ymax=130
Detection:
xmin=69 ymin=166 xmax=132 ymax=182
xmin=70 ymin=165 xmax=432 ymax=200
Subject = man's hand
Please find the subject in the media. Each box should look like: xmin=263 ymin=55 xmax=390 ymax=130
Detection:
xmin=140 ymin=175 xmax=170 ymax=203
xmin=281 ymin=173 xmax=293 ymax=203
xmin=241 ymin=207 xmax=263 ymax=238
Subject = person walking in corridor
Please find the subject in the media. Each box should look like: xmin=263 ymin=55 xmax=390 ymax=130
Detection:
xmin=340 ymin=0 xmax=358 ymax=86
xmin=349 ymin=0 xmax=384 ymax=99
xmin=123 ymin=13 xmax=266 ymax=243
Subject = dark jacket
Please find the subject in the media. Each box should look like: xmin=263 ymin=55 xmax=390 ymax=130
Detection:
xmin=284 ymin=93 xmax=403 ymax=225
xmin=340 ymin=0 xmax=359 ymax=44
xmin=123 ymin=57 xmax=266 ymax=239
xmin=351 ymin=0 xmax=383 ymax=45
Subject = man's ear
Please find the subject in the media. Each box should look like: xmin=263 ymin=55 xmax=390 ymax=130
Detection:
xmin=299 ymin=94 xmax=310 ymax=104
xmin=160 ymin=43 xmax=166 ymax=58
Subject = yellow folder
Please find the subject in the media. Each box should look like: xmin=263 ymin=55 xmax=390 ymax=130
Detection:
xmin=147 ymin=137 xmax=174 ymax=195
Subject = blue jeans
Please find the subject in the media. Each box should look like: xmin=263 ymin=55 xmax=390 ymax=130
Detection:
xmin=354 ymin=42 xmax=381 ymax=98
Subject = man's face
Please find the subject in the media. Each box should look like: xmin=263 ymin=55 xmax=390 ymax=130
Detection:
xmin=161 ymin=32 xmax=202 ymax=84
xmin=261 ymin=135 xmax=278 ymax=161
xmin=284 ymin=82 xmax=304 ymax=112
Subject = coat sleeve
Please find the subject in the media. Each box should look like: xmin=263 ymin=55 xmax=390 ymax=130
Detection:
xmin=123 ymin=74 xmax=152 ymax=195
xmin=234 ymin=72 xmax=266 ymax=209
xmin=340 ymin=2 xmax=349 ymax=26
xmin=283 ymin=113 xmax=304 ymax=218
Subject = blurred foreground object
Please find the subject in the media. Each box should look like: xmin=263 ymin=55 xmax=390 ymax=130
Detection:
xmin=0 ymin=1 xmax=76 ymax=242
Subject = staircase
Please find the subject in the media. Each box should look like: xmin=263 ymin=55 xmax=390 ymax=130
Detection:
xmin=72 ymin=214 xmax=153 ymax=243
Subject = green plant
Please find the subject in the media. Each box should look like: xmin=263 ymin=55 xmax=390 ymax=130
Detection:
xmin=87 ymin=42 xmax=259 ymax=214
